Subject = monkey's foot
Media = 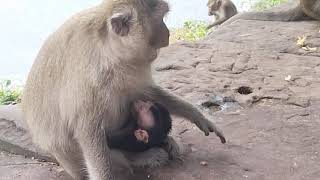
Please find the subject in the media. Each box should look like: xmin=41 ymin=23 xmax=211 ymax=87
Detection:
xmin=128 ymin=148 xmax=169 ymax=169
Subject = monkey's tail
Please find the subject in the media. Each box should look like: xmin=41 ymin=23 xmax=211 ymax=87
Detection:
xmin=222 ymin=5 xmax=310 ymax=26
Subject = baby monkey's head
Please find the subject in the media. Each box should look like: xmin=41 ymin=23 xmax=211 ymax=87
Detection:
xmin=132 ymin=100 xmax=172 ymax=146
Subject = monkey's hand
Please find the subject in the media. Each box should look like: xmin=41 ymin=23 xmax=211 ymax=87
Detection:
xmin=134 ymin=129 xmax=149 ymax=143
xmin=195 ymin=117 xmax=226 ymax=144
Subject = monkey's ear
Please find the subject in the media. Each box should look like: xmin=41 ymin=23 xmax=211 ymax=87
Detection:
xmin=217 ymin=0 xmax=222 ymax=6
xmin=110 ymin=12 xmax=132 ymax=36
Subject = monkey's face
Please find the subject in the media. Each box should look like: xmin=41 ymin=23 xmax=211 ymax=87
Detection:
xmin=207 ymin=0 xmax=222 ymax=16
xmin=134 ymin=100 xmax=155 ymax=129
xmin=148 ymin=0 xmax=170 ymax=49
xmin=133 ymin=100 xmax=155 ymax=143
xmin=107 ymin=0 xmax=170 ymax=63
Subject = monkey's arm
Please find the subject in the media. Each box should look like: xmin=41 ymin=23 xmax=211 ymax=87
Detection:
xmin=144 ymin=86 xmax=226 ymax=143
xmin=107 ymin=128 xmax=132 ymax=148
xmin=207 ymin=14 xmax=229 ymax=29
xmin=207 ymin=18 xmax=227 ymax=29
xmin=107 ymin=120 xmax=135 ymax=148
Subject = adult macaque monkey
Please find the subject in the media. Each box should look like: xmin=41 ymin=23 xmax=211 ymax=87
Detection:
xmin=207 ymin=0 xmax=238 ymax=29
xmin=22 ymin=0 xmax=226 ymax=180
xmin=223 ymin=0 xmax=320 ymax=25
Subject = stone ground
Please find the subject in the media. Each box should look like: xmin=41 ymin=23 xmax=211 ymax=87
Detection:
xmin=1 ymin=19 xmax=320 ymax=180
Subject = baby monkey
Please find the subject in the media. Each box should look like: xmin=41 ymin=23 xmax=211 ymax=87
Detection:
xmin=108 ymin=100 xmax=172 ymax=152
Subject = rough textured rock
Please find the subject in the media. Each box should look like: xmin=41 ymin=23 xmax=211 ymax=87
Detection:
xmin=0 ymin=151 xmax=71 ymax=180
xmin=0 ymin=105 xmax=55 ymax=162
xmin=154 ymin=20 xmax=320 ymax=108
xmin=1 ymin=19 xmax=320 ymax=179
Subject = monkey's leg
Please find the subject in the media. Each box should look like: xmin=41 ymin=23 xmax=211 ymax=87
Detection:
xmin=76 ymin=127 xmax=114 ymax=180
xmin=110 ymin=150 xmax=134 ymax=175
xmin=161 ymin=136 xmax=182 ymax=160
xmin=144 ymin=86 xmax=226 ymax=143
xmin=52 ymin=143 xmax=88 ymax=180
xmin=207 ymin=14 xmax=219 ymax=29
xmin=118 ymin=139 xmax=180 ymax=169
xmin=127 ymin=148 xmax=169 ymax=169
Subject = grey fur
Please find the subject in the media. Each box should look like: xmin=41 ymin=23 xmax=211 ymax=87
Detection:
xmin=223 ymin=0 xmax=320 ymax=26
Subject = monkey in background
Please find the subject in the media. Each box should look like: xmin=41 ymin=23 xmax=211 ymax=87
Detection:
xmin=207 ymin=0 xmax=238 ymax=29
xmin=108 ymin=100 xmax=172 ymax=153
xmin=22 ymin=0 xmax=226 ymax=179
xmin=223 ymin=0 xmax=320 ymax=25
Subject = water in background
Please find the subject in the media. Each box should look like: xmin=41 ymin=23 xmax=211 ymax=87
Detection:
xmin=0 ymin=0 xmax=252 ymax=83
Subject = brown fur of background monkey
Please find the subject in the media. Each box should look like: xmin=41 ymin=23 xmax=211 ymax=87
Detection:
xmin=22 ymin=0 xmax=226 ymax=179
xmin=223 ymin=0 xmax=320 ymax=25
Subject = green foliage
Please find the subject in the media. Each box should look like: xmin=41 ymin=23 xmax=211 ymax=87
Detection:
xmin=252 ymin=0 xmax=288 ymax=11
xmin=0 ymin=80 xmax=22 ymax=105
xmin=170 ymin=20 xmax=211 ymax=43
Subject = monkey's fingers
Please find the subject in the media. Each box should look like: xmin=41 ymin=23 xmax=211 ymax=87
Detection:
xmin=216 ymin=131 xmax=226 ymax=144
xmin=204 ymin=120 xmax=227 ymax=144
xmin=206 ymin=120 xmax=227 ymax=144
xmin=174 ymin=154 xmax=185 ymax=165
xmin=211 ymin=126 xmax=226 ymax=144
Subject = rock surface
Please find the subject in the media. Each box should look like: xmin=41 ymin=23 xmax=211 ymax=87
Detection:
xmin=1 ymin=19 xmax=320 ymax=180
xmin=0 ymin=151 xmax=71 ymax=180
xmin=0 ymin=105 xmax=55 ymax=162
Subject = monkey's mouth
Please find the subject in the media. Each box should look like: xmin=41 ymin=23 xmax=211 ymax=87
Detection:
xmin=208 ymin=12 xmax=213 ymax=16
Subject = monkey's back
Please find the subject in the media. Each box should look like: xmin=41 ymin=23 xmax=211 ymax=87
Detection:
xmin=21 ymin=5 xmax=111 ymax=149
xmin=301 ymin=0 xmax=320 ymax=20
